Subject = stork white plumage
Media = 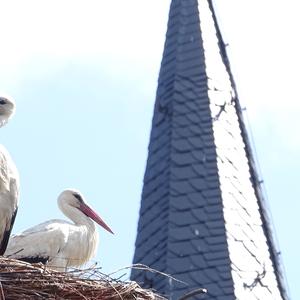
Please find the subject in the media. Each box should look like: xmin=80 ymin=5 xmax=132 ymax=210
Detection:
xmin=5 ymin=189 xmax=113 ymax=271
xmin=0 ymin=96 xmax=19 ymax=255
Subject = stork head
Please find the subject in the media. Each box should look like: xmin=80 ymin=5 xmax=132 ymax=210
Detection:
xmin=0 ymin=96 xmax=15 ymax=127
xmin=58 ymin=189 xmax=114 ymax=234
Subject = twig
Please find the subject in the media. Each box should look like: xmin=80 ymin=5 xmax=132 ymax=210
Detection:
xmin=177 ymin=288 xmax=207 ymax=300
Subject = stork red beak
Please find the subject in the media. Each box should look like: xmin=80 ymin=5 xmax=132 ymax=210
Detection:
xmin=80 ymin=203 xmax=114 ymax=234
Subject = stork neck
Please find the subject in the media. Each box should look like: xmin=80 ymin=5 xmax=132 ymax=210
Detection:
xmin=61 ymin=205 xmax=96 ymax=231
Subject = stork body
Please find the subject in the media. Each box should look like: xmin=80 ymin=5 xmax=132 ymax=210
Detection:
xmin=0 ymin=96 xmax=19 ymax=255
xmin=5 ymin=189 xmax=113 ymax=271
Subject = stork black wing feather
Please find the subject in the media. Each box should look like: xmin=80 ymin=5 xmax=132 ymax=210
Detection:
xmin=0 ymin=207 xmax=18 ymax=255
xmin=18 ymin=256 xmax=49 ymax=265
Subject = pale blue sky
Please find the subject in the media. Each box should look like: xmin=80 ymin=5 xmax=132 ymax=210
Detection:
xmin=0 ymin=0 xmax=298 ymax=298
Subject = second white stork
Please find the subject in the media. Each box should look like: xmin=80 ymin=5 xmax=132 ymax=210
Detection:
xmin=5 ymin=189 xmax=113 ymax=271
xmin=0 ymin=96 xmax=19 ymax=255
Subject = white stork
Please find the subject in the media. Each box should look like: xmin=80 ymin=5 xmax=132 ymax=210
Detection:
xmin=5 ymin=189 xmax=113 ymax=271
xmin=0 ymin=96 xmax=19 ymax=255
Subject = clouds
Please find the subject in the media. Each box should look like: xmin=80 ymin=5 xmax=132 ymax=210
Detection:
xmin=0 ymin=0 xmax=170 ymax=109
xmin=0 ymin=1 xmax=168 ymax=76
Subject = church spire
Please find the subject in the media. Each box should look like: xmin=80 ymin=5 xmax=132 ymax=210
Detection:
xmin=131 ymin=1 xmax=288 ymax=299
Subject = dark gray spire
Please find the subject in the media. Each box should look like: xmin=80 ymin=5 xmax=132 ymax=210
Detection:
xmin=131 ymin=1 xmax=288 ymax=299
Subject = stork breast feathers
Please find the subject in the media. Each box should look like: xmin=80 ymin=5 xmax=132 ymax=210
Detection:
xmin=0 ymin=145 xmax=19 ymax=193
xmin=0 ymin=150 xmax=10 ymax=192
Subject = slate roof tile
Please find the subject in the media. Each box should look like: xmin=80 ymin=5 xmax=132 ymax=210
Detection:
xmin=180 ymin=2 xmax=198 ymax=12
xmin=202 ymin=189 xmax=222 ymax=199
xmin=144 ymin=161 xmax=168 ymax=183
xmin=206 ymin=257 xmax=231 ymax=268
xmin=177 ymin=50 xmax=205 ymax=66
xmin=189 ymin=177 xmax=207 ymax=191
xmin=142 ymin=183 xmax=168 ymax=207
xmin=190 ymin=207 xmax=215 ymax=221
xmin=205 ymin=235 xmax=227 ymax=246
xmin=146 ymin=148 xmax=170 ymax=171
xmin=150 ymin=118 xmax=170 ymax=138
xmin=169 ymin=273 xmax=195 ymax=290
xmin=189 ymin=270 xmax=214 ymax=285
xmin=172 ymin=102 xmax=193 ymax=115
xmin=171 ymin=165 xmax=198 ymax=180
xmin=203 ymin=268 xmax=222 ymax=282
xmin=152 ymin=111 xmax=166 ymax=126
xmin=135 ymin=234 xmax=166 ymax=262
xmin=177 ymin=33 xmax=200 ymax=46
xmin=169 ymin=240 xmax=198 ymax=257
xmin=219 ymin=280 xmax=236 ymax=288
xmin=206 ymin=196 xmax=222 ymax=205
xmin=168 ymin=257 xmax=196 ymax=273
xmin=168 ymin=227 xmax=194 ymax=242
xmin=157 ymin=75 xmax=175 ymax=89
xmin=216 ymin=265 xmax=230 ymax=273
xmin=175 ymin=74 xmax=207 ymax=90
xmin=191 ymin=149 xmax=206 ymax=162
xmin=171 ymin=195 xmax=194 ymax=211
xmin=173 ymin=115 xmax=194 ymax=127
xmin=222 ymin=287 xmax=235 ymax=295
xmin=206 ymin=220 xmax=226 ymax=229
xmin=136 ymin=218 xmax=167 ymax=244
xmin=204 ymin=251 xmax=229 ymax=261
xmin=187 ymin=111 xmax=207 ymax=125
xmin=190 ymin=239 xmax=209 ymax=253
xmin=219 ymin=271 xmax=233 ymax=280
xmin=189 ymin=224 xmax=210 ymax=238
xmin=171 ymin=152 xmax=198 ymax=166
xmin=216 ymin=296 xmax=234 ymax=300
xmin=204 ymin=207 xmax=224 ymax=219
xmin=169 ymin=210 xmax=199 ymax=226
xmin=204 ymin=283 xmax=226 ymax=297
xmin=189 ymin=124 xmax=207 ymax=136
xmin=173 ymin=126 xmax=201 ymax=139
xmin=207 ymin=242 xmax=229 ymax=253
xmin=178 ymin=15 xmax=199 ymax=27
xmin=192 ymin=163 xmax=206 ymax=176
xmin=189 ymin=254 xmax=209 ymax=268
xmin=170 ymin=180 xmax=197 ymax=196
xmin=181 ymin=0 xmax=198 ymax=7
xmin=187 ymin=195 xmax=207 ymax=209
xmin=142 ymin=175 xmax=168 ymax=199
xmin=171 ymin=138 xmax=193 ymax=152
xmin=138 ymin=202 xmax=161 ymax=225
xmin=204 ymin=162 xmax=218 ymax=175
xmin=187 ymin=136 xmax=205 ymax=149
xmin=168 ymin=2 xmax=180 ymax=17
xmin=185 ymin=98 xmax=202 ymax=110
xmin=208 ymin=229 xmax=226 ymax=235
xmin=177 ymin=21 xmax=199 ymax=34
xmin=179 ymin=64 xmax=205 ymax=77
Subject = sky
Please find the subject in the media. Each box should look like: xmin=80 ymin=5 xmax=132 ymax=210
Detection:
xmin=0 ymin=0 xmax=298 ymax=298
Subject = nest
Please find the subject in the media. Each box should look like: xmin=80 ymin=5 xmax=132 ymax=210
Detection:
xmin=0 ymin=257 xmax=166 ymax=300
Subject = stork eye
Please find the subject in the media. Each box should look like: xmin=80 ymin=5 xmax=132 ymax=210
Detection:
xmin=73 ymin=193 xmax=83 ymax=202
xmin=0 ymin=99 xmax=6 ymax=105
